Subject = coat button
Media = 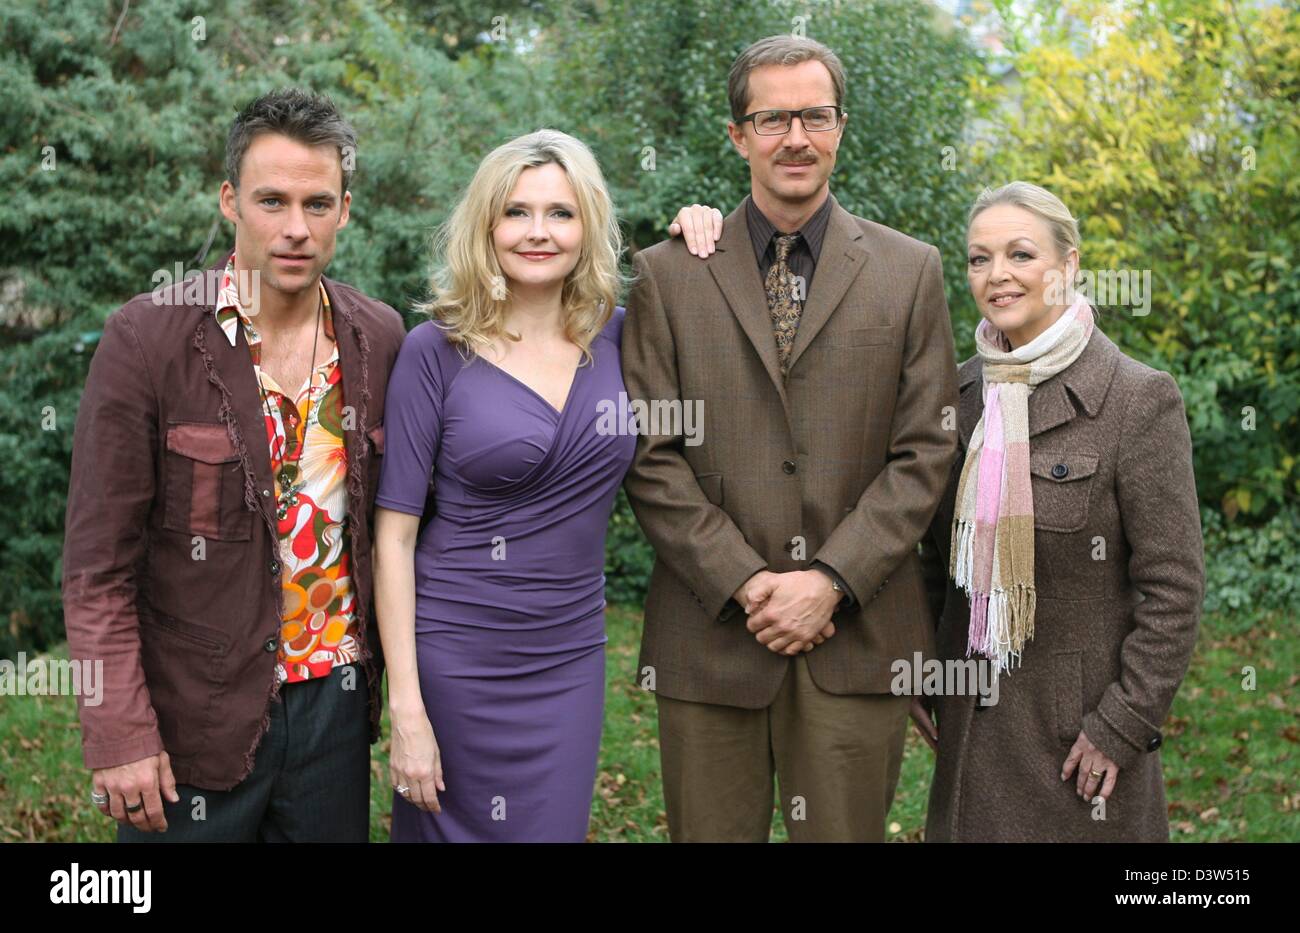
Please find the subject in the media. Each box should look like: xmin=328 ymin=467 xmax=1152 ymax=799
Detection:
xmin=1051 ymin=463 xmax=1069 ymax=479
xmin=1147 ymin=734 xmax=1162 ymax=752
xmin=782 ymin=460 xmax=797 ymax=475
xmin=783 ymin=539 xmax=795 ymax=552
xmin=262 ymin=489 xmax=271 ymax=497
xmin=269 ymin=560 xmax=281 ymax=575
xmin=263 ymin=637 xmax=278 ymax=653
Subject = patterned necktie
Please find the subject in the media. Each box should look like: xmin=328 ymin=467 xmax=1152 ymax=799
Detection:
xmin=765 ymin=233 xmax=803 ymax=378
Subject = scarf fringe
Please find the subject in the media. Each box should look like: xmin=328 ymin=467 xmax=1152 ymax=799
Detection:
xmin=952 ymin=516 xmax=1037 ymax=673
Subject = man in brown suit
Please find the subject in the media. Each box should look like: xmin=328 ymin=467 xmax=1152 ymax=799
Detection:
xmin=622 ymin=36 xmax=959 ymax=841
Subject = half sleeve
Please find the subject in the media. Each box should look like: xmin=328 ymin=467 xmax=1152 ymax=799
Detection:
xmin=375 ymin=322 xmax=446 ymax=516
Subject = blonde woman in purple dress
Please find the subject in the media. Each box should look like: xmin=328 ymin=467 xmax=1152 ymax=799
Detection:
xmin=372 ymin=130 xmax=635 ymax=842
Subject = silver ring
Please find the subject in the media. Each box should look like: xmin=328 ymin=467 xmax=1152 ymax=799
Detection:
xmin=395 ymin=785 xmax=410 ymax=796
xmin=91 ymin=790 xmax=109 ymax=806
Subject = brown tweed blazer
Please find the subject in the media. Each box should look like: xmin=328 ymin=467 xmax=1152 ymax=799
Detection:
xmin=621 ymin=195 xmax=959 ymax=708
xmin=920 ymin=327 xmax=1205 ymax=841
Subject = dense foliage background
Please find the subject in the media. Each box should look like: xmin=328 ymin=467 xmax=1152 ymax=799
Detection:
xmin=2 ymin=0 xmax=1296 ymax=658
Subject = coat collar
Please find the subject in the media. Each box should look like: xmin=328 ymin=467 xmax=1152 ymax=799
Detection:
xmin=705 ymin=192 xmax=870 ymax=420
xmin=957 ymin=325 xmax=1121 ymax=448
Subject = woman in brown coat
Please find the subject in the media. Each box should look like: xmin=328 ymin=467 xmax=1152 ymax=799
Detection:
xmin=914 ymin=182 xmax=1204 ymax=842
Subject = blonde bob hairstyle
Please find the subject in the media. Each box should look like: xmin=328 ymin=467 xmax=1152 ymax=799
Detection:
xmin=417 ymin=129 xmax=625 ymax=363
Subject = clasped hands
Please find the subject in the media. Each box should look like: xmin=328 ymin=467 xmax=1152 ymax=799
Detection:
xmin=734 ymin=569 xmax=840 ymax=655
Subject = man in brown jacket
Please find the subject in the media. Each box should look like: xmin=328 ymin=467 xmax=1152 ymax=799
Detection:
xmin=622 ymin=36 xmax=959 ymax=842
xmin=62 ymin=89 xmax=406 ymax=841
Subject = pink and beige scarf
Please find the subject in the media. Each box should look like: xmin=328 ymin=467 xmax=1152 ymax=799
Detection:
xmin=950 ymin=294 xmax=1095 ymax=672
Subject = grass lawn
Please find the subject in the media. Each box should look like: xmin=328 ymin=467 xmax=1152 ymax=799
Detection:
xmin=2 ymin=607 xmax=1295 ymax=842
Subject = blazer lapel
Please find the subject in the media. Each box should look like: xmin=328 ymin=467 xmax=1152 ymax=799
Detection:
xmin=195 ymin=289 xmax=277 ymax=525
xmin=785 ymin=198 xmax=870 ymax=373
xmin=1027 ymin=380 xmax=1076 ymax=437
xmin=958 ymin=328 xmax=1119 ymax=445
xmin=962 ymin=368 xmax=1079 ymax=442
xmin=707 ymin=201 xmax=789 ymax=412
xmin=323 ymin=277 xmax=372 ymax=503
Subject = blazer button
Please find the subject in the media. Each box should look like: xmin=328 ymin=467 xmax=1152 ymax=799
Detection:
xmin=782 ymin=460 xmax=797 ymax=475
xmin=269 ymin=560 xmax=281 ymax=575
xmin=783 ymin=539 xmax=795 ymax=552
xmin=1147 ymin=734 xmax=1162 ymax=752
xmin=1051 ymin=463 xmax=1069 ymax=479
xmin=263 ymin=637 xmax=278 ymax=653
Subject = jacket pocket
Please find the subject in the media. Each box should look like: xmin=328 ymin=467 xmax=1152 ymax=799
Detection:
xmin=1030 ymin=449 xmax=1099 ymax=533
xmin=843 ymin=325 xmax=895 ymax=347
xmin=163 ymin=422 xmax=252 ymax=541
xmin=138 ymin=609 xmax=226 ymax=758
xmin=1053 ymin=649 xmax=1084 ymax=744
xmin=697 ymin=472 xmax=723 ymax=506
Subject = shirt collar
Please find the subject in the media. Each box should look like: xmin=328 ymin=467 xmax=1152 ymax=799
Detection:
xmin=745 ymin=191 xmax=834 ymax=267
xmin=214 ymin=252 xmax=334 ymax=348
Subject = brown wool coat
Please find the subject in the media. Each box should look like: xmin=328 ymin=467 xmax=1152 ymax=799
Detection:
xmin=919 ymin=327 xmax=1205 ymax=842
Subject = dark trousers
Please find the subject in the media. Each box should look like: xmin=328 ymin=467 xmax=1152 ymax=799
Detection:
xmin=118 ymin=664 xmax=370 ymax=843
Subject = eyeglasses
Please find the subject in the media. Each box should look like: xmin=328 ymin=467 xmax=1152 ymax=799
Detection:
xmin=738 ymin=106 xmax=845 ymax=136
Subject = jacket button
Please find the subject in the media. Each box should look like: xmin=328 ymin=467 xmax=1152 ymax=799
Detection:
xmin=269 ymin=560 xmax=281 ymax=575
xmin=1147 ymin=734 xmax=1162 ymax=752
xmin=782 ymin=460 xmax=797 ymax=475
xmin=783 ymin=539 xmax=795 ymax=552
xmin=263 ymin=637 xmax=278 ymax=653
xmin=1051 ymin=463 xmax=1069 ymax=479
xmin=262 ymin=489 xmax=271 ymax=497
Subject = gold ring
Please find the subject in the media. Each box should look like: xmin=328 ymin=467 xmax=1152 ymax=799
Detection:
xmin=1089 ymin=768 xmax=1104 ymax=779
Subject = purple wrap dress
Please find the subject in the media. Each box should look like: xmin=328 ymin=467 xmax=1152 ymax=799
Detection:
xmin=376 ymin=307 xmax=635 ymax=842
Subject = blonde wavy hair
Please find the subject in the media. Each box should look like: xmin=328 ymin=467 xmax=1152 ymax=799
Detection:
xmin=417 ymin=129 xmax=624 ymax=362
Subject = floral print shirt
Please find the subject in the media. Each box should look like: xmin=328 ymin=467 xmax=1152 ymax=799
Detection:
xmin=216 ymin=255 xmax=359 ymax=684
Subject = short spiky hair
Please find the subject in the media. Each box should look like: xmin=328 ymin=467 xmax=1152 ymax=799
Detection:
xmin=224 ymin=88 xmax=358 ymax=194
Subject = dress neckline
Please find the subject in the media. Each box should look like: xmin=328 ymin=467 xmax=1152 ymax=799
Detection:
xmin=479 ymin=353 xmax=584 ymax=418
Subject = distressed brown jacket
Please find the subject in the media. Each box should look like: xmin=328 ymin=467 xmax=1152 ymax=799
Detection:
xmin=61 ymin=266 xmax=406 ymax=790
